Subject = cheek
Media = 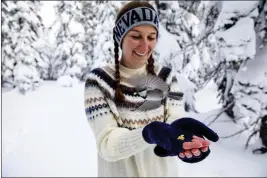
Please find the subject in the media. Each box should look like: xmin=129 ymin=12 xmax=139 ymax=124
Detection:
xmin=123 ymin=40 xmax=139 ymax=53
xmin=126 ymin=39 xmax=139 ymax=49
xmin=150 ymin=41 xmax=157 ymax=49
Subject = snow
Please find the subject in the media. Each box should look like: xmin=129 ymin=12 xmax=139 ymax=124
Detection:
xmin=234 ymin=96 xmax=261 ymax=120
xmin=69 ymin=20 xmax=84 ymax=35
xmin=57 ymin=75 xmax=79 ymax=87
xmin=39 ymin=1 xmax=57 ymax=28
xmin=221 ymin=1 xmax=259 ymax=16
xmin=154 ymin=23 xmax=183 ymax=69
xmin=2 ymin=81 xmax=267 ymax=177
xmin=194 ymin=79 xmax=222 ymax=113
xmin=215 ymin=1 xmax=259 ymax=30
xmin=235 ymin=45 xmax=267 ymax=85
xmin=16 ymin=1 xmax=30 ymax=12
xmin=13 ymin=63 xmax=41 ymax=94
xmin=216 ymin=17 xmax=256 ymax=61
xmin=230 ymin=45 xmax=267 ymax=128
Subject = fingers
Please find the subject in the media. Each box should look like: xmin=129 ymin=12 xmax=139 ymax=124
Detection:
xmin=192 ymin=135 xmax=210 ymax=147
xmin=192 ymin=136 xmax=209 ymax=153
xmin=191 ymin=148 xmax=201 ymax=156
xmin=184 ymin=150 xmax=192 ymax=158
xmin=179 ymin=149 xmax=201 ymax=159
xmin=183 ymin=141 xmax=202 ymax=150
xmin=201 ymin=146 xmax=209 ymax=152
xmin=179 ymin=152 xmax=185 ymax=158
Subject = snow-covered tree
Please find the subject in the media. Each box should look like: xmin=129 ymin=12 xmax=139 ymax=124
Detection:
xmin=212 ymin=1 xmax=260 ymax=115
xmin=78 ymin=1 xmax=99 ymax=79
xmin=78 ymin=1 xmax=124 ymax=78
xmin=255 ymin=0 xmax=267 ymax=49
xmin=232 ymin=79 xmax=267 ymax=131
xmin=32 ymin=28 xmax=55 ymax=80
xmin=154 ymin=1 xmax=220 ymax=86
xmin=2 ymin=1 xmax=17 ymax=87
xmin=2 ymin=1 xmax=45 ymax=93
xmin=154 ymin=1 xmax=222 ymax=112
xmin=52 ymin=1 xmax=87 ymax=80
xmin=227 ymin=44 xmax=267 ymax=149
xmin=92 ymin=1 xmax=123 ymax=68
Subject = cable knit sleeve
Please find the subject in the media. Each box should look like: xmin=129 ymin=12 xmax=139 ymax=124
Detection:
xmin=165 ymin=70 xmax=186 ymax=124
xmin=84 ymin=74 xmax=149 ymax=162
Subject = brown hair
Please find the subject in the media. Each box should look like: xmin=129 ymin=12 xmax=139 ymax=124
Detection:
xmin=113 ymin=1 xmax=157 ymax=103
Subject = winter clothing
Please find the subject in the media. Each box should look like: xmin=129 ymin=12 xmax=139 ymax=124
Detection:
xmin=84 ymin=63 xmax=185 ymax=177
xmin=114 ymin=7 xmax=159 ymax=47
xmin=149 ymin=117 xmax=219 ymax=163
xmin=84 ymin=2 xmax=218 ymax=176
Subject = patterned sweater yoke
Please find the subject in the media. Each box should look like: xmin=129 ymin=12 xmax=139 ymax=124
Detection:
xmin=84 ymin=63 xmax=185 ymax=177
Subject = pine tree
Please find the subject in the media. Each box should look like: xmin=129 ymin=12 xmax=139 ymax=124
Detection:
xmin=2 ymin=1 xmax=17 ymax=87
xmin=33 ymin=26 xmax=55 ymax=80
xmin=2 ymin=1 xmax=45 ymax=93
xmin=78 ymin=1 xmax=123 ymax=80
xmin=154 ymin=1 xmax=221 ymax=87
xmin=231 ymin=71 xmax=267 ymax=148
xmin=78 ymin=1 xmax=103 ymax=79
xmin=255 ymin=0 xmax=267 ymax=49
xmin=212 ymin=1 xmax=260 ymax=116
xmin=154 ymin=1 xmax=221 ymax=112
xmin=92 ymin=1 xmax=122 ymax=68
xmin=52 ymin=1 xmax=86 ymax=80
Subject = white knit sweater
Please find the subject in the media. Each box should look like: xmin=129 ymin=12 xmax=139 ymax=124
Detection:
xmin=84 ymin=63 xmax=185 ymax=177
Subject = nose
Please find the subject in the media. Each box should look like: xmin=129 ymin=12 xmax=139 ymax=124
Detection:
xmin=137 ymin=38 xmax=149 ymax=53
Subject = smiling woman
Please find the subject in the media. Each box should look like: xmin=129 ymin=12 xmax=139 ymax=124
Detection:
xmin=120 ymin=25 xmax=157 ymax=69
xmin=83 ymin=1 xmax=219 ymax=177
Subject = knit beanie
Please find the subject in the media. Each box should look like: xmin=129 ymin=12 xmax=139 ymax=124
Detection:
xmin=113 ymin=6 xmax=159 ymax=48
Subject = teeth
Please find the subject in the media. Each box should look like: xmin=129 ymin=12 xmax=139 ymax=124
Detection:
xmin=134 ymin=51 xmax=146 ymax=56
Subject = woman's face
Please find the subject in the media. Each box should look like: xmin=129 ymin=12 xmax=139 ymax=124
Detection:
xmin=121 ymin=25 xmax=158 ymax=69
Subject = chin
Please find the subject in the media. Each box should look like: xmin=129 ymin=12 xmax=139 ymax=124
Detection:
xmin=137 ymin=56 xmax=149 ymax=63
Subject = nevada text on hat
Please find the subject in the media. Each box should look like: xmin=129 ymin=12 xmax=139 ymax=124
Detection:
xmin=114 ymin=7 xmax=159 ymax=47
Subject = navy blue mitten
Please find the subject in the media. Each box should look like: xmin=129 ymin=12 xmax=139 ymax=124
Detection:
xmin=142 ymin=121 xmax=175 ymax=150
xmin=154 ymin=117 xmax=219 ymax=163
xmin=142 ymin=120 xmax=201 ymax=154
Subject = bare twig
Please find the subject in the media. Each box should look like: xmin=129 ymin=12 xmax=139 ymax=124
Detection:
xmin=207 ymin=100 xmax=235 ymax=126
xmin=220 ymin=127 xmax=248 ymax=139
xmin=216 ymin=116 xmax=244 ymax=123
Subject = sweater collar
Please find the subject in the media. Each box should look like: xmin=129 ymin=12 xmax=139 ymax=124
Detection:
xmin=108 ymin=63 xmax=148 ymax=78
xmin=119 ymin=63 xmax=147 ymax=78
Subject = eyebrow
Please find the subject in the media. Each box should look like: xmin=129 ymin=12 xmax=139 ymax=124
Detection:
xmin=130 ymin=29 xmax=157 ymax=35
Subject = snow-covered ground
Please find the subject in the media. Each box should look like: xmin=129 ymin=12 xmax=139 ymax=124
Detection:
xmin=2 ymin=2 xmax=267 ymax=176
xmin=2 ymin=79 xmax=267 ymax=177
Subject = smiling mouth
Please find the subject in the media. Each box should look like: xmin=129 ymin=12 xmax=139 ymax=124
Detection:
xmin=134 ymin=51 xmax=147 ymax=57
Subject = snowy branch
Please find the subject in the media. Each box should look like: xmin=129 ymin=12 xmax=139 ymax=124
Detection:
xmin=207 ymin=100 xmax=235 ymax=126
xmin=171 ymin=28 xmax=215 ymax=59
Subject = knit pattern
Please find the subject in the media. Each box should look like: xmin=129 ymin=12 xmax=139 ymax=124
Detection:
xmin=83 ymin=64 xmax=185 ymax=176
xmin=84 ymin=65 xmax=175 ymax=130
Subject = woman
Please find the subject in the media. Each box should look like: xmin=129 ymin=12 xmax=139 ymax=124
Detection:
xmin=84 ymin=1 xmax=219 ymax=177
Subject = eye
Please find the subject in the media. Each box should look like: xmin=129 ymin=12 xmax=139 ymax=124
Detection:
xmin=132 ymin=36 xmax=141 ymax=40
xmin=148 ymin=36 xmax=156 ymax=41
